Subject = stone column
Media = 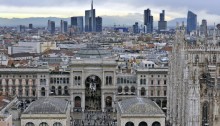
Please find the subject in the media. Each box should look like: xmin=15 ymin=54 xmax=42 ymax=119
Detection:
xmin=102 ymin=92 xmax=105 ymax=112
xmin=29 ymin=86 xmax=32 ymax=97
xmin=70 ymin=93 xmax=74 ymax=112
xmin=2 ymin=79 xmax=6 ymax=95
xmin=82 ymin=92 xmax=85 ymax=112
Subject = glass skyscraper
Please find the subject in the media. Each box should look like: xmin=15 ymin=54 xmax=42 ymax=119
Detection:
xmin=85 ymin=0 xmax=96 ymax=32
xmin=144 ymin=9 xmax=153 ymax=33
xmin=96 ymin=16 xmax=102 ymax=32
xmin=187 ymin=11 xmax=197 ymax=34
xmin=71 ymin=16 xmax=84 ymax=33
xmin=158 ymin=10 xmax=167 ymax=31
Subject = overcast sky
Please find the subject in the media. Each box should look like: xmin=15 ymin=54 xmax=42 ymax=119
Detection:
xmin=0 ymin=0 xmax=219 ymax=25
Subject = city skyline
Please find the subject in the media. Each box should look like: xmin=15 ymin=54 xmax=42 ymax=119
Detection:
xmin=0 ymin=0 xmax=220 ymax=25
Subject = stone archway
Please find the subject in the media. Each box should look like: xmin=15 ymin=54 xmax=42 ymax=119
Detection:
xmin=85 ymin=75 xmax=102 ymax=111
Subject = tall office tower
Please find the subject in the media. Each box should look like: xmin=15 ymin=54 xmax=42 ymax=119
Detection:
xmin=60 ymin=20 xmax=68 ymax=33
xmin=158 ymin=10 xmax=167 ymax=31
xmin=85 ymin=0 xmax=96 ymax=32
xmin=48 ymin=20 xmax=55 ymax=34
xmin=96 ymin=16 xmax=102 ymax=32
xmin=144 ymin=9 xmax=153 ymax=33
xmin=29 ymin=24 xmax=33 ymax=29
xmin=187 ymin=11 xmax=197 ymax=34
xmin=200 ymin=19 xmax=208 ymax=36
xmin=47 ymin=20 xmax=51 ymax=31
xmin=133 ymin=22 xmax=139 ymax=34
xmin=17 ymin=25 xmax=25 ymax=33
xmin=71 ymin=16 xmax=84 ymax=33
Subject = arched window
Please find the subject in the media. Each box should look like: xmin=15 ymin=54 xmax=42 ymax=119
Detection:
xmin=118 ymin=86 xmax=122 ymax=93
xmin=141 ymin=87 xmax=146 ymax=96
xmin=64 ymin=86 xmax=68 ymax=95
xmin=39 ymin=122 xmax=48 ymax=126
xmin=41 ymin=87 xmax=45 ymax=96
xmin=138 ymin=121 xmax=148 ymax=126
xmin=75 ymin=96 xmax=81 ymax=108
xmin=25 ymin=122 xmax=34 ymax=126
xmin=51 ymin=86 xmax=56 ymax=95
xmin=152 ymin=121 xmax=161 ymax=126
xmin=105 ymin=96 xmax=112 ymax=107
xmin=125 ymin=121 xmax=134 ymax=126
xmin=53 ymin=122 xmax=62 ymax=126
xmin=124 ymin=86 xmax=129 ymax=93
xmin=131 ymin=86 xmax=135 ymax=93
xmin=58 ymin=86 xmax=62 ymax=95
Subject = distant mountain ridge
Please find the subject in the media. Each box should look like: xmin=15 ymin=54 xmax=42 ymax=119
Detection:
xmin=0 ymin=17 xmax=187 ymax=28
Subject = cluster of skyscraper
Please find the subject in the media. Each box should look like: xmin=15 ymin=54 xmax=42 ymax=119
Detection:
xmin=133 ymin=9 xmax=167 ymax=34
xmin=47 ymin=0 xmax=102 ymax=34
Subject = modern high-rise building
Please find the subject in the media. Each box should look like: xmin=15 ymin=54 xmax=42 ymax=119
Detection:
xmin=187 ymin=11 xmax=197 ymax=34
xmin=133 ymin=22 xmax=139 ymax=34
xmin=96 ymin=16 xmax=102 ymax=32
xmin=71 ymin=16 xmax=84 ymax=33
xmin=29 ymin=24 xmax=33 ymax=29
xmin=200 ymin=19 xmax=207 ymax=36
xmin=158 ymin=10 xmax=167 ymax=31
xmin=48 ymin=20 xmax=55 ymax=34
xmin=60 ymin=20 xmax=68 ymax=33
xmin=144 ymin=9 xmax=153 ymax=33
xmin=17 ymin=25 xmax=25 ymax=33
xmin=85 ymin=0 xmax=96 ymax=32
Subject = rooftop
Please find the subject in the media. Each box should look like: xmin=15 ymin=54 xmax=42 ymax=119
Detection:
xmin=74 ymin=43 xmax=112 ymax=59
xmin=23 ymin=97 xmax=69 ymax=114
xmin=118 ymin=97 xmax=165 ymax=116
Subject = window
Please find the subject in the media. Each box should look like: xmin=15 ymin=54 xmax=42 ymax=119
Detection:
xmin=58 ymin=86 xmax=62 ymax=95
xmin=164 ymin=90 xmax=167 ymax=96
xmin=124 ymin=86 xmax=129 ymax=93
xmin=213 ymin=55 xmax=217 ymax=63
xmin=151 ymin=80 xmax=154 ymax=85
xmin=51 ymin=86 xmax=56 ymax=95
xmin=157 ymin=90 xmax=160 ymax=96
xmin=66 ymin=78 xmax=69 ymax=84
xmin=118 ymin=86 xmax=122 ymax=93
xmin=151 ymin=90 xmax=154 ymax=96
xmin=25 ymin=122 xmax=35 ymax=126
xmin=50 ymin=78 xmax=53 ymax=84
xmin=74 ymin=76 xmax=81 ymax=85
xmin=117 ymin=78 xmax=120 ymax=84
xmin=141 ymin=88 xmax=146 ymax=96
xmin=39 ymin=122 xmax=48 ymax=126
xmin=53 ymin=122 xmax=62 ymax=126
xmin=131 ymin=86 xmax=135 ymax=93
xmin=158 ymin=80 xmax=160 ymax=85
xmin=106 ymin=76 xmax=113 ymax=85
xmin=195 ymin=55 xmax=199 ymax=63
xmin=41 ymin=87 xmax=46 ymax=96
xmin=164 ymin=80 xmax=167 ymax=85
xmin=64 ymin=86 xmax=68 ymax=95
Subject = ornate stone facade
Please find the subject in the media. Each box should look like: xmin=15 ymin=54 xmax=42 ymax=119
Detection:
xmin=168 ymin=24 xmax=220 ymax=126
